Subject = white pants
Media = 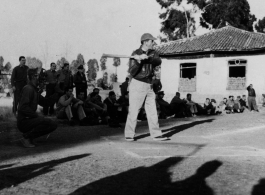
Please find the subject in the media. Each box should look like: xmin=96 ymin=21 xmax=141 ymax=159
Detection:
xmin=125 ymin=79 xmax=163 ymax=138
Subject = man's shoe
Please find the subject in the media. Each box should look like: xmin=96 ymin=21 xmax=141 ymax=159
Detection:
xmin=153 ymin=135 xmax=170 ymax=141
xmin=21 ymin=138 xmax=36 ymax=148
xmin=125 ymin=137 xmax=135 ymax=142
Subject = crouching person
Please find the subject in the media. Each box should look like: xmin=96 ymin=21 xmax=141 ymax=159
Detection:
xmin=56 ymin=87 xmax=87 ymax=126
xmin=17 ymin=68 xmax=57 ymax=148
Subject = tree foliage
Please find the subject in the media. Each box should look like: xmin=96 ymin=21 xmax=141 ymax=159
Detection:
xmin=157 ymin=0 xmax=196 ymax=41
xmin=113 ymin=57 xmax=120 ymax=67
xmin=157 ymin=0 xmax=257 ymax=41
xmin=70 ymin=53 xmax=85 ymax=74
xmin=4 ymin=62 xmax=12 ymax=73
xmin=255 ymin=17 xmax=265 ymax=33
xmin=26 ymin=57 xmax=43 ymax=69
xmin=87 ymin=59 xmax=99 ymax=81
xmin=0 ymin=56 xmax=4 ymax=71
xmin=194 ymin=0 xmax=257 ymax=31
xmin=110 ymin=73 xmax=117 ymax=83
xmin=100 ymin=56 xmax=107 ymax=71
xmin=56 ymin=57 xmax=68 ymax=71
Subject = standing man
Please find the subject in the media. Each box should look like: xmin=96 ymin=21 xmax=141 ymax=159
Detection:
xmin=73 ymin=65 xmax=87 ymax=99
xmin=125 ymin=33 xmax=169 ymax=141
xmin=120 ymin=77 xmax=129 ymax=97
xmin=57 ymin=62 xmax=73 ymax=91
xmin=11 ymin=56 xmax=29 ymax=115
xmin=17 ymin=68 xmax=57 ymax=148
xmin=247 ymin=84 xmax=259 ymax=112
xmin=43 ymin=62 xmax=57 ymax=116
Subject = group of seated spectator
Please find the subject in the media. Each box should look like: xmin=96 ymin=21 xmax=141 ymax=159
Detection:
xmin=53 ymin=87 xmax=129 ymax=127
xmin=154 ymin=92 xmax=252 ymax=120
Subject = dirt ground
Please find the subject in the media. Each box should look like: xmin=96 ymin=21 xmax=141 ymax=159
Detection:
xmin=1 ymin=107 xmax=265 ymax=195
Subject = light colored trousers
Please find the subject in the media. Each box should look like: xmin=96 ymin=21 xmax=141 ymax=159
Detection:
xmin=125 ymin=79 xmax=163 ymax=138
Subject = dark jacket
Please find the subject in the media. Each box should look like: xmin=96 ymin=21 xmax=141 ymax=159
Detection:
xmin=17 ymin=82 xmax=39 ymax=121
xmin=11 ymin=65 xmax=29 ymax=88
xmin=73 ymin=72 xmax=87 ymax=90
xmin=152 ymin=79 xmax=162 ymax=93
xmin=247 ymin=86 xmax=256 ymax=97
xmin=129 ymin=46 xmax=162 ymax=84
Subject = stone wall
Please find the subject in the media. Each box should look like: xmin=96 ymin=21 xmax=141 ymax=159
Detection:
xmin=227 ymin=77 xmax=246 ymax=90
xmin=178 ymin=77 xmax=196 ymax=92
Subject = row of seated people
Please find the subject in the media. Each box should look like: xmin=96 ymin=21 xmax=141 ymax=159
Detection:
xmin=155 ymin=92 xmax=249 ymax=119
xmin=54 ymin=87 xmax=129 ymax=127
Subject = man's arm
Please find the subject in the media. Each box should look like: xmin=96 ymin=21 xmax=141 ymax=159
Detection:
xmin=11 ymin=67 xmax=16 ymax=88
xmin=58 ymin=95 xmax=73 ymax=107
xmin=18 ymin=86 xmax=38 ymax=118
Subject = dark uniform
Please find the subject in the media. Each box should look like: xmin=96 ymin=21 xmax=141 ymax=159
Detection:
xmin=73 ymin=66 xmax=87 ymax=99
xmin=11 ymin=65 xmax=29 ymax=114
xmin=17 ymin=82 xmax=57 ymax=140
xmin=43 ymin=69 xmax=57 ymax=115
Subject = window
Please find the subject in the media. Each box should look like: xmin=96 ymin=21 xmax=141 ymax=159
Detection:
xmin=180 ymin=63 xmax=196 ymax=79
xmin=179 ymin=63 xmax=196 ymax=92
xmin=227 ymin=59 xmax=246 ymax=90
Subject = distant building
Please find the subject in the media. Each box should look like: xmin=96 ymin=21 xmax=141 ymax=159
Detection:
xmin=156 ymin=25 xmax=265 ymax=104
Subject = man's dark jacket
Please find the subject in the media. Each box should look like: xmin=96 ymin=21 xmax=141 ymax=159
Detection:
xmin=73 ymin=72 xmax=87 ymax=90
xmin=247 ymin=86 xmax=256 ymax=97
xmin=129 ymin=46 xmax=161 ymax=84
xmin=17 ymin=82 xmax=49 ymax=122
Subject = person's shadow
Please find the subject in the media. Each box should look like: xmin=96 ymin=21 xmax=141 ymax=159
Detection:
xmin=135 ymin=119 xmax=214 ymax=140
xmin=69 ymin=158 xmax=222 ymax=195
xmin=0 ymin=154 xmax=90 ymax=190
xmin=252 ymin=178 xmax=265 ymax=195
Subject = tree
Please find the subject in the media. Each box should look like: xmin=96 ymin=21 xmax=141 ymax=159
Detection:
xmin=102 ymin=72 xmax=108 ymax=85
xmin=255 ymin=17 xmax=265 ymax=33
xmin=56 ymin=57 xmax=68 ymax=71
xmin=113 ymin=57 xmax=121 ymax=75
xmin=69 ymin=53 xmax=85 ymax=75
xmin=157 ymin=0 xmax=196 ymax=41
xmin=4 ymin=62 xmax=12 ymax=73
xmin=26 ymin=57 xmax=43 ymax=69
xmin=0 ymin=56 xmax=4 ymax=71
xmin=100 ymin=56 xmax=107 ymax=71
xmin=110 ymin=73 xmax=117 ymax=83
xmin=188 ymin=0 xmax=256 ymax=31
xmin=87 ymin=59 xmax=99 ymax=81
xmin=157 ymin=0 xmax=257 ymax=41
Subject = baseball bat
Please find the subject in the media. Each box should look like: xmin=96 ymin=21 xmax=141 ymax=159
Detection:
xmin=102 ymin=53 xmax=134 ymax=59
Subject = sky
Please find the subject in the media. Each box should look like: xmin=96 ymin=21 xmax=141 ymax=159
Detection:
xmin=0 ymin=0 xmax=265 ymax=81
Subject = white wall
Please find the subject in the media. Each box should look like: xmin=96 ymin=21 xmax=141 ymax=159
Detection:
xmin=161 ymin=55 xmax=265 ymax=104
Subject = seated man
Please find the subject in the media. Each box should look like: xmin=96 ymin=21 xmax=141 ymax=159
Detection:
xmin=210 ymin=99 xmax=222 ymax=115
xmin=117 ymin=91 xmax=129 ymax=122
xmin=86 ymin=91 xmax=109 ymax=124
xmin=225 ymin=96 xmax=235 ymax=113
xmin=186 ymin=93 xmax=199 ymax=117
xmin=77 ymin=91 xmax=99 ymax=125
xmin=218 ymin=98 xmax=228 ymax=113
xmin=156 ymin=91 xmax=173 ymax=119
xmin=234 ymin=96 xmax=244 ymax=113
xmin=17 ymin=68 xmax=57 ymax=148
xmin=239 ymin=95 xmax=248 ymax=109
xmin=56 ymin=87 xmax=88 ymax=126
xmin=203 ymin=98 xmax=215 ymax=115
xmin=170 ymin=92 xmax=189 ymax=118
xmin=103 ymin=91 xmax=121 ymax=127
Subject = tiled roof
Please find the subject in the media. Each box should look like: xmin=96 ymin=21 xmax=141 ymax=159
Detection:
xmin=156 ymin=26 xmax=265 ymax=56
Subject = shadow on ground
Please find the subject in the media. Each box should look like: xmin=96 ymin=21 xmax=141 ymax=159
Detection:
xmin=0 ymin=154 xmax=90 ymax=191
xmin=0 ymin=117 xmax=214 ymax=161
xmin=69 ymin=158 xmax=222 ymax=195
xmin=135 ymin=119 xmax=215 ymax=140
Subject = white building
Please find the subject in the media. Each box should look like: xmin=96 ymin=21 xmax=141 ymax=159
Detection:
xmin=156 ymin=25 xmax=265 ymax=104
